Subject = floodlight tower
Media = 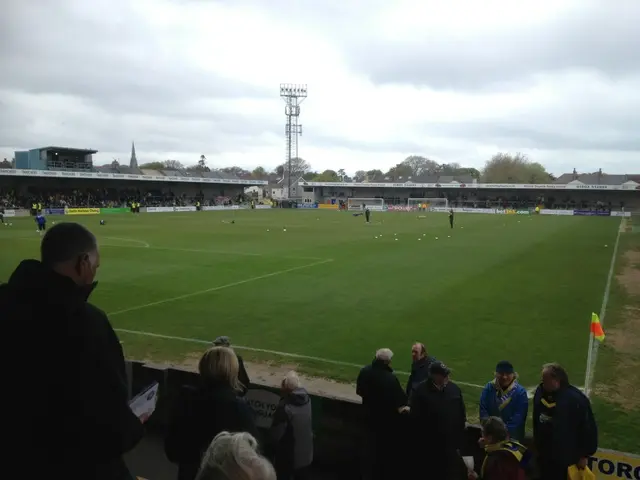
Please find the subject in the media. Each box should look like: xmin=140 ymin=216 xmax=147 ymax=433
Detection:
xmin=280 ymin=84 xmax=307 ymax=199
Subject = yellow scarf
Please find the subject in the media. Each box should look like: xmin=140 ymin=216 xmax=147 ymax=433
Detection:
xmin=481 ymin=440 xmax=527 ymax=477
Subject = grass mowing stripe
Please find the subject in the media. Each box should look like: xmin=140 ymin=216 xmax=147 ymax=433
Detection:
xmin=108 ymin=258 xmax=335 ymax=316
xmin=114 ymin=328 xmax=486 ymax=389
xmin=100 ymin=243 xmax=326 ymax=261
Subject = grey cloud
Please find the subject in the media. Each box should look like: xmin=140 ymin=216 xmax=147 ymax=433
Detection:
xmin=307 ymin=132 xmax=425 ymax=154
xmin=343 ymin=3 xmax=640 ymax=91
xmin=0 ymin=1 xmax=271 ymax=119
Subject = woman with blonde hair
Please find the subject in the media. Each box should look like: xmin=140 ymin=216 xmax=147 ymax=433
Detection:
xmin=165 ymin=347 xmax=258 ymax=480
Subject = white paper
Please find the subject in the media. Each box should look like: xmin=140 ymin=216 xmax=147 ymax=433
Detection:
xmin=129 ymin=382 xmax=159 ymax=421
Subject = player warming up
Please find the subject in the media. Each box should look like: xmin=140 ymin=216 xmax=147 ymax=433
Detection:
xmin=365 ymin=207 xmax=371 ymax=223
xmin=449 ymin=208 xmax=454 ymax=229
xmin=35 ymin=212 xmax=47 ymax=234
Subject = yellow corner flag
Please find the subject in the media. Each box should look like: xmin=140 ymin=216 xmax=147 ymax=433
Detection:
xmin=590 ymin=313 xmax=606 ymax=342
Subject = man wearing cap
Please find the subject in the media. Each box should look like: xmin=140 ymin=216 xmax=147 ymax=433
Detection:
xmin=213 ymin=336 xmax=250 ymax=396
xmin=479 ymin=361 xmax=528 ymax=441
xmin=409 ymin=361 xmax=467 ymax=479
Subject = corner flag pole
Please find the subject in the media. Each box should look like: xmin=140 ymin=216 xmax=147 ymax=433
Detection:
xmin=584 ymin=329 xmax=596 ymax=398
xmin=585 ymin=313 xmax=606 ymax=398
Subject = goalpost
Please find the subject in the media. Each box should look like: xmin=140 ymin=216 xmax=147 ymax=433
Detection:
xmin=347 ymin=198 xmax=386 ymax=211
xmin=407 ymin=198 xmax=449 ymax=211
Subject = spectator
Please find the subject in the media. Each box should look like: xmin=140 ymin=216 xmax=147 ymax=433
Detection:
xmin=213 ymin=335 xmax=250 ymax=396
xmin=479 ymin=361 xmax=528 ymax=441
xmin=356 ymin=348 xmax=408 ymax=480
xmin=269 ymin=371 xmax=313 ymax=479
xmin=409 ymin=361 xmax=467 ymax=480
xmin=533 ymin=363 xmax=598 ymax=480
xmin=406 ymin=341 xmax=436 ymax=399
xmin=468 ymin=417 xmax=529 ymax=480
xmin=0 ymin=222 xmax=144 ymax=480
xmin=165 ymin=346 xmax=259 ymax=480
xmin=195 ymin=431 xmax=276 ymax=480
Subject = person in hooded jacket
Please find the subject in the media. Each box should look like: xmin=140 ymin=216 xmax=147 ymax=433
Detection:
xmin=406 ymin=342 xmax=436 ymax=399
xmin=269 ymin=371 xmax=313 ymax=480
xmin=165 ymin=346 xmax=258 ymax=480
xmin=0 ymin=222 xmax=144 ymax=480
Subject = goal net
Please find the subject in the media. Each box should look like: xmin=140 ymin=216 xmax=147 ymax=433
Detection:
xmin=407 ymin=198 xmax=449 ymax=211
xmin=347 ymin=198 xmax=385 ymax=211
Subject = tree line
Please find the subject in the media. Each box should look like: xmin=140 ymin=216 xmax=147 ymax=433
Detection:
xmin=136 ymin=153 xmax=560 ymax=184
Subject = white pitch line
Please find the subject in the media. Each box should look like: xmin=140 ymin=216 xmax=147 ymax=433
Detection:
xmin=102 ymin=236 xmax=150 ymax=248
xmin=113 ymin=328 xmax=485 ymax=389
xmin=598 ymin=219 xmax=623 ymax=328
xmin=108 ymin=258 xmax=334 ymax=316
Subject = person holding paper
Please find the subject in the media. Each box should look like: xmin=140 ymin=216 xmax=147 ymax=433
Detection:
xmin=0 ymin=223 xmax=144 ymax=480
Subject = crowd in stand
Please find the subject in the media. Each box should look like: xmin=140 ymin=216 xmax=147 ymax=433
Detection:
xmin=0 ymin=187 xmax=240 ymax=209
xmin=1 ymin=186 xmax=632 ymax=212
xmin=1 ymin=222 xmax=599 ymax=480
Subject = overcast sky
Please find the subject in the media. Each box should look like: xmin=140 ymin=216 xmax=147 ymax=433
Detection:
xmin=1 ymin=0 xmax=639 ymax=175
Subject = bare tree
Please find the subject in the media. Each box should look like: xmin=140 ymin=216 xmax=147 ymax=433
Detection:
xmin=276 ymin=157 xmax=311 ymax=177
xmin=354 ymin=170 xmax=366 ymax=182
xmin=164 ymin=159 xmax=184 ymax=170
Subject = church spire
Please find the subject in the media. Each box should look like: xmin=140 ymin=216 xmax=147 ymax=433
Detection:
xmin=130 ymin=141 xmax=138 ymax=168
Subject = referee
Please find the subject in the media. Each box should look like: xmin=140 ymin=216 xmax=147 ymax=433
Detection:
xmin=365 ymin=207 xmax=371 ymax=223
xmin=449 ymin=208 xmax=454 ymax=229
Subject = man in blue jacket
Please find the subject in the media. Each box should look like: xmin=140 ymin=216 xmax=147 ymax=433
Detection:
xmin=480 ymin=360 xmax=528 ymax=441
xmin=533 ymin=363 xmax=598 ymax=480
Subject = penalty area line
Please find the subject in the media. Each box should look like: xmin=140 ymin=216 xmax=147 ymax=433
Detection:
xmin=113 ymin=328 xmax=485 ymax=389
xmin=108 ymin=258 xmax=334 ymax=317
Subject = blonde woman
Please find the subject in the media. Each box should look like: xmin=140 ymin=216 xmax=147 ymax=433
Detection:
xmin=165 ymin=347 xmax=258 ymax=480
xmin=196 ymin=431 xmax=276 ymax=480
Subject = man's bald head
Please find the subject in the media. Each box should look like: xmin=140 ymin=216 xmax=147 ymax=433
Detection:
xmin=41 ymin=223 xmax=100 ymax=286
xmin=41 ymin=222 xmax=97 ymax=266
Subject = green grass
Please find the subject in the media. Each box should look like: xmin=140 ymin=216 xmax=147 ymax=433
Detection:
xmin=1 ymin=209 xmax=636 ymax=451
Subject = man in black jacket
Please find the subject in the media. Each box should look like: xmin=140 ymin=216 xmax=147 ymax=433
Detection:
xmin=406 ymin=342 xmax=436 ymax=399
xmin=0 ymin=223 xmax=144 ymax=480
xmin=533 ymin=363 xmax=598 ymax=480
xmin=409 ymin=361 xmax=467 ymax=480
xmin=356 ymin=348 xmax=409 ymax=480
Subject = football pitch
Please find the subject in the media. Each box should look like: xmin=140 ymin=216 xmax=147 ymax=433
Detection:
xmin=1 ymin=209 xmax=638 ymax=451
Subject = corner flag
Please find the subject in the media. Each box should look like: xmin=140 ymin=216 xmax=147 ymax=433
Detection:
xmin=590 ymin=313 xmax=606 ymax=342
